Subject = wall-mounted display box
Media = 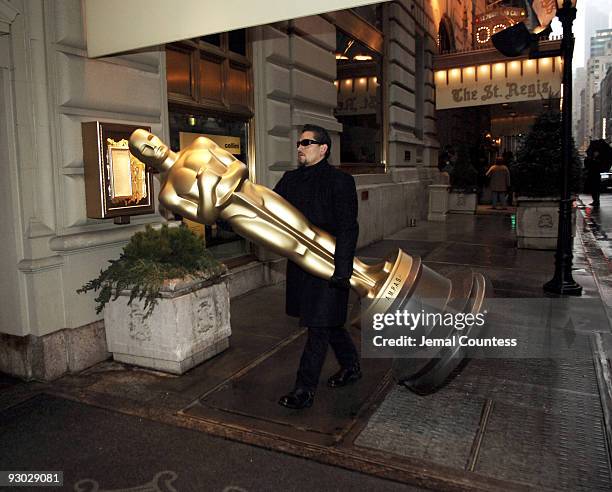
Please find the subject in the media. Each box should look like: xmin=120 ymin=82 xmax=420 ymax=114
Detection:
xmin=82 ymin=121 xmax=155 ymax=223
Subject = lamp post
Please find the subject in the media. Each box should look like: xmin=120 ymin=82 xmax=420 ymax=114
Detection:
xmin=543 ymin=0 xmax=582 ymax=296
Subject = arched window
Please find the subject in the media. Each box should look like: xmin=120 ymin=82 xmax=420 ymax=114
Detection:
xmin=438 ymin=17 xmax=455 ymax=54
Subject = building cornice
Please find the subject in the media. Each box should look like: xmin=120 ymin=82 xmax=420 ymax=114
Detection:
xmin=0 ymin=0 xmax=20 ymax=35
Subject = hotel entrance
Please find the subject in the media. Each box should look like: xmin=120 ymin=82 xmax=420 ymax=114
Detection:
xmin=433 ymin=39 xmax=563 ymax=206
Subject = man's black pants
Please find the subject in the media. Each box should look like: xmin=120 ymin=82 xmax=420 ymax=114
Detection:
xmin=295 ymin=325 xmax=359 ymax=392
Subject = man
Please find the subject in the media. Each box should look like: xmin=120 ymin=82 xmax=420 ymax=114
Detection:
xmin=486 ymin=156 xmax=511 ymax=209
xmin=273 ymin=124 xmax=361 ymax=410
xmin=585 ymin=141 xmax=603 ymax=208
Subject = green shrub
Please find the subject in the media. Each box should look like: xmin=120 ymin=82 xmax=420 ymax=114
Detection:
xmin=449 ymin=145 xmax=478 ymax=192
xmin=78 ymin=225 xmax=224 ymax=318
xmin=512 ymin=110 xmax=581 ymax=197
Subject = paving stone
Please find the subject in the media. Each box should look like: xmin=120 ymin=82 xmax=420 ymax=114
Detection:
xmin=355 ymin=386 xmax=485 ymax=470
xmin=475 ymin=400 xmax=612 ymax=491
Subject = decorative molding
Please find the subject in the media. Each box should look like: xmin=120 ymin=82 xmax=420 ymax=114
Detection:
xmin=18 ymin=255 xmax=64 ymax=273
xmin=0 ymin=0 xmax=20 ymax=35
xmin=27 ymin=219 xmax=56 ymax=239
xmin=48 ymin=223 xmax=161 ymax=252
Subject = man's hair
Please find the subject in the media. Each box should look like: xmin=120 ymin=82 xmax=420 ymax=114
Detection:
xmin=302 ymin=124 xmax=331 ymax=159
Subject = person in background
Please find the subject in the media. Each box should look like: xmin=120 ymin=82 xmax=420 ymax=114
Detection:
xmin=585 ymin=142 xmax=602 ymax=208
xmin=502 ymin=150 xmax=514 ymax=206
xmin=486 ymin=156 xmax=511 ymax=210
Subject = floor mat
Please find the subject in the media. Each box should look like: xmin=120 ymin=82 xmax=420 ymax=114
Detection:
xmin=183 ymin=330 xmax=392 ymax=447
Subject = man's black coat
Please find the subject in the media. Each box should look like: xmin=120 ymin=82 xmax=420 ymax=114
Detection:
xmin=274 ymin=159 xmax=359 ymax=327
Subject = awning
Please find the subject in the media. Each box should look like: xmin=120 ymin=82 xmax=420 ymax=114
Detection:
xmin=435 ymin=57 xmax=562 ymax=110
xmin=84 ymin=0 xmax=388 ymax=58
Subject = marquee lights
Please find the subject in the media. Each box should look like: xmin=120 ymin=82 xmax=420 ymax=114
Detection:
xmin=477 ymin=22 xmax=516 ymax=44
xmin=435 ymin=57 xmax=560 ymax=86
xmin=474 ymin=5 xmax=525 ymax=47
xmin=335 ymin=77 xmax=379 ymax=92
xmin=476 ymin=26 xmax=491 ymax=44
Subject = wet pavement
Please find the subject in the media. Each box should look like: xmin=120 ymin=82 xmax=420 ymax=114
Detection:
xmin=580 ymin=192 xmax=612 ymax=260
xmin=2 ymin=209 xmax=612 ymax=491
xmin=0 ymin=394 xmax=418 ymax=492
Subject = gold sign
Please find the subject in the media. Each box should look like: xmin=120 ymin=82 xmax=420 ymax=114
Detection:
xmin=183 ymin=217 xmax=205 ymax=239
xmin=107 ymin=138 xmax=148 ymax=204
xmin=435 ymin=57 xmax=562 ymax=110
xmin=179 ymin=132 xmax=241 ymax=154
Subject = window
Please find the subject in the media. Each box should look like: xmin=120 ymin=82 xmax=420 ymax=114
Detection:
xmin=331 ymin=9 xmax=384 ymax=174
xmin=166 ymin=29 xmax=251 ymax=115
xmin=166 ymin=29 xmax=253 ymax=260
xmin=167 ymin=111 xmax=250 ymax=260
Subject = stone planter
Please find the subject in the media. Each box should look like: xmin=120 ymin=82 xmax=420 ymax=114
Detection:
xmin=104 ymin=275 xmax=231 ymax=374
xmin=428 ymin=184 xmax=450 ymax=222
xmin=515 ymin=196 xmax=575 ymax=250
xmin=449 ymin=191 xmax=477 ymax=214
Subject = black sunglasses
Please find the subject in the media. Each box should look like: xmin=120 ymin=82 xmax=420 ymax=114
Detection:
xmin=296 ymin=139 xmax=321 ymax=148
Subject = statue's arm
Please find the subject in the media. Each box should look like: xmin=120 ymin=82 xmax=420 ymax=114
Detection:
xmin=159 ymin=183 xmax=199 ymax=222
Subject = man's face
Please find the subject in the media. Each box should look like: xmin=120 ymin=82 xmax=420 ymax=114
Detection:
xmin=297 ymin=131 xmax=327 ymax=167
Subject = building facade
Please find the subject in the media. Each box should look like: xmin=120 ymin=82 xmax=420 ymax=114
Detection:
xmin=582 ymin=0 xmax=612 ymax=65
xmin=573 ymin=67 xmax=587 ymax=150
xmin=584 ymin=29 xmax=612 ymax=144
xmin=0 ymin=0 xmax=484 ymax=380
xmin=600 ymin=67 xmax=612 ymax=143
xmin=591 ymin=28 xmax=612 ymax=57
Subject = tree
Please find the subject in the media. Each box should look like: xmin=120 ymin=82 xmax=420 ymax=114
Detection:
xmin=512 ymin=109 xmax=581 ymax=197
xmin=449 ymin=145 xmax=478 ymax=191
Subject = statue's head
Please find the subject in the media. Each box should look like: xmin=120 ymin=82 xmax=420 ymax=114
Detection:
xmin=129 ymin=129 xmax=173 ymax=172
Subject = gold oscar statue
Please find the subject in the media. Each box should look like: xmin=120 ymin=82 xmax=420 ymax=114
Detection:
xmin=129 ymin=129 xmax=488 ymax=393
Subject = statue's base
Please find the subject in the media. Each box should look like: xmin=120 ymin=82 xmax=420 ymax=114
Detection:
xmin=392 ymin=269 xmax=489 ymax=394
xmin=361 ymin=249 xmax=490 ymax=394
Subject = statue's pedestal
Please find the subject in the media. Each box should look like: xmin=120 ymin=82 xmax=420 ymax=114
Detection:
xmin=104 ymin=277 xmax=231 ymax=374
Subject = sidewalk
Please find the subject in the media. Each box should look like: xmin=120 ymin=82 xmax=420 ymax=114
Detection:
xmin=1 ymin=211 xmax=612 ymax=491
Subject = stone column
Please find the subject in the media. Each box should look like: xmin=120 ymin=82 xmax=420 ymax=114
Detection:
xmin=0 ymin=0 xmax=168 ymax=380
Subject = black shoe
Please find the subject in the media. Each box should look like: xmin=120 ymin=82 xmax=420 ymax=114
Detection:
xmin=327 ymin=364 xmax=362 ymax=388
xmin=278 ymin=388 xmax=314 ymax=409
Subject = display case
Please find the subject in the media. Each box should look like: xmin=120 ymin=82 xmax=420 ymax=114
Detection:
xmin=82 ymin=121 xmax=155 ymax=224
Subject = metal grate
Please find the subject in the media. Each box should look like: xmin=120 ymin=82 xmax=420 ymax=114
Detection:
xmin=355 ymin=387 xmax=486 ymax=469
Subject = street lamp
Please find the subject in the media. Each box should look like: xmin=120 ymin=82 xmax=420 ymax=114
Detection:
xmin=492 ymin=1 xmax=581 ymax=296
xmin=543 ymin=0 xmax=582 ymax=296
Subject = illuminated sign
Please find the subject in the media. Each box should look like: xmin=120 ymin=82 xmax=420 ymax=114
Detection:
xmin=336 ymin=76 xmax=379 ymax=116
xmin=179 ymin=132 xmax=242 ymax=154
xmin=435 ymin=58 xmax=562 ymax=110
xmin=474 ymin=7 xmax=525 ymax=47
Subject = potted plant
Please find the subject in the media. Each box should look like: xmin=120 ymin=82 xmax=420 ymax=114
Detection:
xmin=448 ymin=145 xmax=479 ymax=214
xmin=512 ymin=109 xmax=581 ymax=250
xmin=78 ymin=224 xmax=230 ymax=374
